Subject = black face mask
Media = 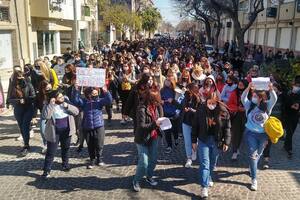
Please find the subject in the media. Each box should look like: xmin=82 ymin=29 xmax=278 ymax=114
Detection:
xmin=227 ymin=82 xmax=233 ymax=86
xmin=55 ymin=101 xmax=63 ymax=105
xmin=92 ymin=96 xmax=98 ymax=101
xmin=18 ymin=79 xmax=26 ymax=88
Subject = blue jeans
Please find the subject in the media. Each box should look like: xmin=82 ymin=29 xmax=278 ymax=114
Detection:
xmin=134 ymin=139 xmax=158 ymax=182
xmin=245 ymin=129 xmax=268 ymax=180
xmin=14 ymin=104 xmax=35 ymax=147
xmin=182 ymin=123 xmax=192 ymax=159
xmin=198 ymin=136 xmax=219 ymax=187
xmin=39 ymin=119 xmax=47 ymax=146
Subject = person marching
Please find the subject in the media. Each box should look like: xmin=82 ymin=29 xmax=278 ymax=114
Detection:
xmin=241 ymin=82 xmax=277 ymax=191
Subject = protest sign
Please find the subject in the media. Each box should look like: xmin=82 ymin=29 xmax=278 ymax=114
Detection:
xmin=252 ymin=77 xmax=270 ymax=91
xmin=76 ymin=68 xmax=106 ymax=87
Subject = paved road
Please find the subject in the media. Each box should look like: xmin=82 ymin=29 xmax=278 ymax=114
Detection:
xmin=0 ymin=110 xmax=299 ymax=200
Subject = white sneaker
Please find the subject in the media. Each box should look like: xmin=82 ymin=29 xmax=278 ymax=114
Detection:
xmin=231 ymin=152 xmax=239 ymax=160
xmin=251 ymin=179 xmax=258 ymax=191
xmin=209 ymin=181 xmax=214 ymax=187
xmin=185 ymin=159 xmax=192 ymax=168
xmin=30 ymin=130 xmax=34 ymax=138
xmin=16 ymin=135 xmax=23 ymax=141
xmin=41 ymin=146 xmax=47 ymax=154
xmin=201 ymin=187 xmax=208 ymax=198
xmin=192 ymin=150 xmax=197 ymax=161
xmin=120 ymin=119 xmax=126 ymax=125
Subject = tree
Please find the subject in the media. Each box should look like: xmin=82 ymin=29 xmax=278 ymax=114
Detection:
xmin=174 ymin=0 xmax=222 ymax=47
xmin=139 ymin=7 xmax=162 ymax=38
xmin=210 ymin=0 xmax=265 ymax=55
xmin=159 ymin=21 xmax=175 ymax=34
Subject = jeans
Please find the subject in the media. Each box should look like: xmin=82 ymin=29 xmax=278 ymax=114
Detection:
xmin=43 ymin=130 xmax=71 ymax=173
xmin=165 ymin=117 xmax=179 ymax=148
xmin=134 ymin=139 xmax=158 ymax=182
xmin=263 ymin=139 xmax=272 ymax=158
xmin=14 ymin=104 xmax=35 ymax=147
xmin=182 ymin=123 xmax=192 ymax=159
xmin=245 ymin=129 xmax=268 ymax=180
xmin=85 ymin=127 xmax=105 ymax=162
xmin=39 ymin=119 xmax=47 ymax=146
xmin=198 ymin=136 xmax=219 ymax=188
xmin=75 ymin=112 xmax=84 ymax=146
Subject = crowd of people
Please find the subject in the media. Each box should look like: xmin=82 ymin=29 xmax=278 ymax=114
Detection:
xmin=1 ymin=36 xmax=300 ymax=198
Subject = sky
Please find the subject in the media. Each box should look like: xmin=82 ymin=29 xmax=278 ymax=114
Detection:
xmin=152 ymin=0 xmax=181 ymax=26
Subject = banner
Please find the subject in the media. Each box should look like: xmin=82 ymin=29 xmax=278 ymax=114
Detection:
xmin=0 ymin=76 xmax=4 ymax=109
xmin=252 ymin=77 xmax=270 ymax=91
xmin=76 ymin=68 xmax=106 ymax=88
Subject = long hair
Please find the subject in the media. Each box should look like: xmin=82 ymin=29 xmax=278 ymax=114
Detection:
xmin=256 ymin=91 xmax=268 ymax=112
xmin=35 ymin=60 xmax=51 ymax=81
xmin=142 ymin=87 xmax=162 ymax=106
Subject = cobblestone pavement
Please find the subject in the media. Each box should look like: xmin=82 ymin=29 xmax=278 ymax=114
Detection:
xmin=0 ymin=109 xmax=299 ymax=200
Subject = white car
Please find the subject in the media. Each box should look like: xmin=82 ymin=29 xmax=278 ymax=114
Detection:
xmin=205 ymin=45 xmax=215 ymax=54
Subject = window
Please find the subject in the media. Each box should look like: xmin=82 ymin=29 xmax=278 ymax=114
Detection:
xmin=37 ymin=31 xmax=57 ymax=56
xmin=0 ymin=7 xmax=10 ymax=22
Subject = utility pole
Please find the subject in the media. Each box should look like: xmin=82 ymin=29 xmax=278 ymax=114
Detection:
xmin=73 ymin=0 xmax=79 ymax=51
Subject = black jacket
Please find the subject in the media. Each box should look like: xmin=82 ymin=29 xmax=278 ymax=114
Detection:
xmin=192 ymin=103 xmax=231 ymax=147
xmin=124 ymin=85 xmax=140 ymax=120
xmin=134 ymin=103 xmax=163 ymax=145
xmin=181 ymin=93 xmax=199 ymax=126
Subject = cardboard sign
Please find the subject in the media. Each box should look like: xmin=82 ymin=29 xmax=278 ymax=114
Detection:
xmin=76 ymin=68 xmax=106 ymax=87
xmin=252 ymin=77 xmax=270 ymax=91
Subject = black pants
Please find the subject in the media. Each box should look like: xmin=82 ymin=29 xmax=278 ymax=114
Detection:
xmin=75 ymin=111 xmax=84 ymax=146
xmin=284 ymin=117 xmax=299 ymax=152
xmin=85 ymin=127 xmax=105 ymax=162
xmin=165 ymin=117 xmax=179 ymax=148
xmin=105 ymin=105 xmax=112 ymax=120
xmin=231 ymin=112 xmax=246 ymax=153
xmin=263 ymin=139 xmax=272 ymax=158
xmin=43 ymin=130 xmax=71 ymax=173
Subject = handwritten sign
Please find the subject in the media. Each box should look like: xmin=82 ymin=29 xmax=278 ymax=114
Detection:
xmin=76 ymin=68 xmax=106 ymax=87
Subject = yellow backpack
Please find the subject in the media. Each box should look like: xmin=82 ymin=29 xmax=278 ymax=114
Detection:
xmin=264 ymin=116 xmax=284 ymax=144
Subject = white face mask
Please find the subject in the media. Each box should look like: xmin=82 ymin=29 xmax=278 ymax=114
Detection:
xmin=252 ymin=97 xmax=258 ymax=105
xmin=154 ymin=72 xmax=160 ymax=77
xmin=207 ymin=104 xmax=217 ymax=110
xmin=292 ymin=86 xmax=300 ymax=94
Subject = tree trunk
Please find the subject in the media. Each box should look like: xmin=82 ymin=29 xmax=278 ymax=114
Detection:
xmin=233 ymin=18 xmax=245 ymax=56
xmin=214 ymin=23 xmax=221 ymax=48
xmin=204 ymin=20 xmax=212 ymax=44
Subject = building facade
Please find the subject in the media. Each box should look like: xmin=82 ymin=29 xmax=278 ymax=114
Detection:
xmin=219 ymin=0 xmax=300 ymax=54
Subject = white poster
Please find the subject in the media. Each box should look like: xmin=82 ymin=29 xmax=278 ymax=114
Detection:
xmin=76 ymin=68 xmax=106 ymax=87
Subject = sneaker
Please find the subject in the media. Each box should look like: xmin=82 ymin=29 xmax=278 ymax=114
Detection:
xmin=287 ymin=150 xmax=293 ymax=159
xmin=133 ymin=181 xmax=141 ymax=192
xmin=191 ymin=150 xmax=197 ymax=161
xmin=146 ymin=177 xmax=158 ymax=186
xmin=62 ymin=165 xmax=71 ymax=172
xmin=250 ymin=179 xmax=258 ymax=191
xmin=201 ymin=187 xmax=208 ymax=198
xmin=97 ymin=161 xmax=105 ymax=166
xmin=41 ymin=146 xmax=47 ymax=154
xmin=120 ymin=119 xmax=126 ymax=125
xmin=16 ymin=135 xmax=23 ymax=141
xmin=77 ymin=145 xmax=83 ymax=153
xmin=185 ymin=159 xmax=192 ymax=168
xmin=30 ymin=130 xmax=34 ymax=138
xmin=87 ymin=161 xmax=94 ymax=169
xmin=20 ymin=147 xmax=29 ymax=157
xmin=209 ymin=181 xmax=214 ymax=187
xmin=263 ymin=158 xmax=270 ymax=170
xmin=165 ymin=147 xmax=172 ymax=154
xmin=41 ymin=172 xmax=50 ymax=179
xmin=231 ymin=152 xmax=239 ymax=161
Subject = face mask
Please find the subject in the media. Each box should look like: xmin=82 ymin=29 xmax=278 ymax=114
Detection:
xmin=165 ymin=81 xmax=171 ymax=87
xmin=56 ymin=101 xmax=64 ymax=105
xmin=292 ymin=86 xmax=300 ymax=94
xmin=18 ymin=79 xmax=26 ymax=87
xmin=123 ymin=67 xmax=129 ymax=71
xmin=227 ymin=82 xmax=233 ymax=86
xmin=208 ymin=104 xmax=217 ymax=110
xmin=148 ymin=80 xmax=153 ymax=86
xmin=92 ymin=96 xmax=98 ymax=100
xmin=154 ymin=72 xmax=160 ymax=77
xmin=252 ymin=97 xmax=258 ymax=105
xmin=144 ymin=70 xmax=150 ymax=74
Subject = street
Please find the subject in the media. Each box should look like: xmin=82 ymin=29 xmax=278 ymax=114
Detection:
xmin=0 ymin=111 xmax=299 ymax=200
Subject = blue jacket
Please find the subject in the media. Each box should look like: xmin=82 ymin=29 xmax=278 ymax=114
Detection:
xmin=161 ymin=87 xmax=177 ymax=117
xmin=74 ymin=91 xmax=112 ymax=130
